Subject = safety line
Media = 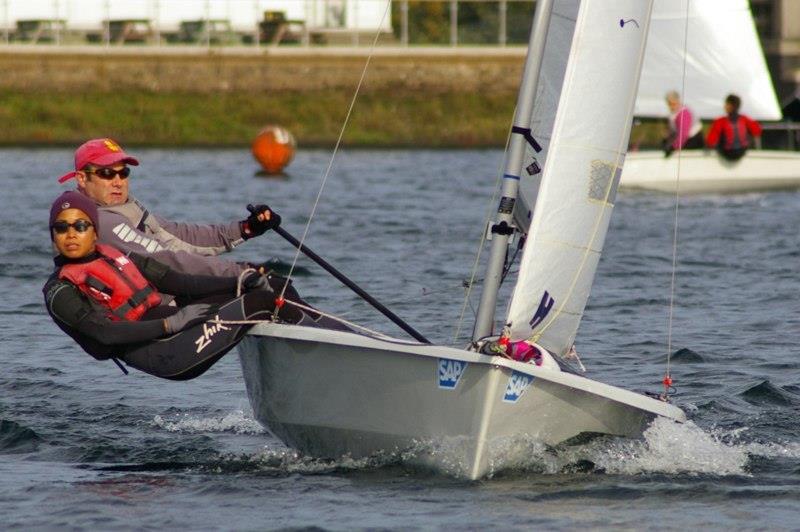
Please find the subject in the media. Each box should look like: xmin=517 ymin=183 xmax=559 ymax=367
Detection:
xmin=666 ymin=0 xmax=693 ymax=381
xmin=210 ymin=299 xmax=395 ymax=340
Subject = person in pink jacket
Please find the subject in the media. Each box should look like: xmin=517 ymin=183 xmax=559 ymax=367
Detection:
xmin=662 ymin=90 xmax=704 ymax=156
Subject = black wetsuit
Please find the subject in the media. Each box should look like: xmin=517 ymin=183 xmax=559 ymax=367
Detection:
xmin=43 ymin=252 xmax=303 ymax=380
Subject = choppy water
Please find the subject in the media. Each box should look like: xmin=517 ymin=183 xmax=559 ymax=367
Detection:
xmin=2 ymin=147 xmax=799 ymax=530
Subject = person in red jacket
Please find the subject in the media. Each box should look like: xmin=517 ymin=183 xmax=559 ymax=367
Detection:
xmin=706 ymin=94 xmax=763 ymax=161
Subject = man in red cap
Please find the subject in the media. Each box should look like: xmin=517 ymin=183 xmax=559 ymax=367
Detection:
xmin=59 ymin=138 xmax=280 ymax=278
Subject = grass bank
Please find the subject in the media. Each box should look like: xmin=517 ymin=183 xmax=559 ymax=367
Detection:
xmin=1 ymin=89 xmax=667 ymax=148
xmin=0 ymin=90 xmax=520 ymax=147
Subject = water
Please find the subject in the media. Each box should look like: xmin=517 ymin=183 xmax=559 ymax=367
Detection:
xmin=2 ymin=147 xmax=799 ymax=530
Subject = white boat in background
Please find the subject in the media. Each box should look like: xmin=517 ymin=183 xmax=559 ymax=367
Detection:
xmin=622 ymin=150 xmax=800 ymax=194
xmin=620 ymin=0 xmax=800 ymax=194
xmin=238 ymin=0 xmax=686 ymax=480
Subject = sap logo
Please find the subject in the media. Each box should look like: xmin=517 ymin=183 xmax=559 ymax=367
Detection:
xmin=194 ymin=316 xmax=231 ymax=354
xmin=438 ymin=359 xmax=467 ymax=390
xmin=503 ymin=371 xmax=534 ymax=403
xmin=529 ymin=291 xmax=554 ymax=330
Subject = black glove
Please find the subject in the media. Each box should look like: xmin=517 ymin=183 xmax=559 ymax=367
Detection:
xmin=242 ymin=271 xmax=271 ymax=293
xmin=240 ymin=204 xmax=281 ymax=239
xmin=163 ymin=304 xmax=216 ymax=334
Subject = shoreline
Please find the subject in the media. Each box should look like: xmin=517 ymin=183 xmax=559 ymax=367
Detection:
xmin=0 ymin=89 xmax=666 ymax=148
xmin=0 ymin=50 xmax=666 ymax=148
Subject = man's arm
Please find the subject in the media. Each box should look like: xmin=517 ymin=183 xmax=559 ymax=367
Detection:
xmin=745 ymin=116 xmax=763 ymax=138
xmin=96 ymin=210 xmax=248 ymax=277
xmin=151 ymin=214 xmax=244 ymax=255
xmin=131 ymin=253 xmax=239 ymax=296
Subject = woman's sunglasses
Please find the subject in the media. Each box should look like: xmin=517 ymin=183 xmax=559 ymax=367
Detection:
xmin=51 ymin=220 xmax=94 ymax=234
xmin=87 ymin=167 xmax=131 ymax=180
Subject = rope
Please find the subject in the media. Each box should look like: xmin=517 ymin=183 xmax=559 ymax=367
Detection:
xmin=664 ymin=0 xmax=692 ymax=392
xmin=235 ymin=267 xmax=256 ymax=297
xmin=274 ymin=0 xmax=392 ymax=319
xmin=209 ymin=297 xmax=395 ymax=340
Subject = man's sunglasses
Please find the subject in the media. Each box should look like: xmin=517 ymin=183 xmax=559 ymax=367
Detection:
xmin=51 ymin=220 xmax=94 ymax=234
xmin=86 ymin=166 xmax=131 ymax=180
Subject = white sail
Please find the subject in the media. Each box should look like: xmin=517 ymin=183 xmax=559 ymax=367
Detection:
xmin=634 ymin=0 xmax=781 ymax=121
xmin=514 ymin=0 xmax=581 ymax=234
xmin=505 ymin=0 xmax=653 ymax=354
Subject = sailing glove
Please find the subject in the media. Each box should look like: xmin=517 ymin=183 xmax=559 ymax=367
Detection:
xmin=240 ymin=204 xmax=281 ymax=239
xmin=163 ymin=304 xmax=216 ymax=334
xmin=242 ymin=271 xmax=272 ymax=293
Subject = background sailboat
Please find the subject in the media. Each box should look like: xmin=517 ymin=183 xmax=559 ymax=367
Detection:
xmin=620 ymin=0 xmax=800 ymax=193
xmin=237 ymin=0 xmax=685 ymax=480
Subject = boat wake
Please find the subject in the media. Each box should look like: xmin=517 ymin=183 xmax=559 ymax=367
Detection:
xmin=149 ymin=411 xmax=800 ymax=479
xmin=151 ymin=410 xmax=265 ymax=435
xmin=481 ymin=417 xmax=800 ymax=478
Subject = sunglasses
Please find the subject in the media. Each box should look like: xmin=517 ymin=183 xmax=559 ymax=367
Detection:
xmin=51 ymin=220 xmax=94 ymax=234
xmin=87 ymin=166 xmax=131 ymax=180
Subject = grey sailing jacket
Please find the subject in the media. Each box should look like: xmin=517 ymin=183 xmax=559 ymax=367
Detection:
xmin=96 ymin=196 xmax=248 ymax=277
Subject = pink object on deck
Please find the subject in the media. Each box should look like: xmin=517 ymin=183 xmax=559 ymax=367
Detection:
xmin=506 ymin=340 xmax=542 ymax=365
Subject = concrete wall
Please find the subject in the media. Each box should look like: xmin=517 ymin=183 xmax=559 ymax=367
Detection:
xmin=0 ymin=47 xmax=525 ymax=94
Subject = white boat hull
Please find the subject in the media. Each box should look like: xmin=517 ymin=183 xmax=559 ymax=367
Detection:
xmin=620 ymin=150 xmax=800 ymax=193
xmin=238 ymin=324 xmax=685 ymax=479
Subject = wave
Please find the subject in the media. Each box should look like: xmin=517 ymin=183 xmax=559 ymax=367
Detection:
xmin=669 ymin=347 xmax=705 ymax=363
xmin=151 ymin=410 xmax=265 ymax=435
xmin=738 ymin=380 xmax=800 ymax=406
xmin=0 ymin=419 xmax=42 ymax=453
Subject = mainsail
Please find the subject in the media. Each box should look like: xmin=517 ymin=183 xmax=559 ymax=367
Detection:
xmin=634 ymin=0 xmax=780 ymax=120
xmin=505 ymin=0 xmax=654 ymax=355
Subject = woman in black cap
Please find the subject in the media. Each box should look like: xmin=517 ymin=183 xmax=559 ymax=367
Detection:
xmin=42 ymin=190 xmax=302 ymax=380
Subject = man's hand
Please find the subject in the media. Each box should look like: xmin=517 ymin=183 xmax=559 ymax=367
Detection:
xmin=240 ymin=204 xmax=281 ymax=239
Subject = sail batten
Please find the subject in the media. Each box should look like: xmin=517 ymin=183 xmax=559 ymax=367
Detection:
xmin=506 ymin=0 xmax=653 ymax=356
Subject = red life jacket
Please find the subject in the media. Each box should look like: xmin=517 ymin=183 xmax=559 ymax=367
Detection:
xmin=59 ymin=243 xmax=162 ymax=321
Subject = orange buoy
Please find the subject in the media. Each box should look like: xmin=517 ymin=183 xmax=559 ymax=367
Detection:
xmin=251 ymin=125 xmax=296 ymax=174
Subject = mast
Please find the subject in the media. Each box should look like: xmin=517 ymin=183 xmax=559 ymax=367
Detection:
xmin=472 ymin=0 xmax=555 ymax=341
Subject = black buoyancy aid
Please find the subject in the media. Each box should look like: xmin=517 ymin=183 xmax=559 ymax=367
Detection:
xmin=59 ymin=243 xmax=162 ymax=321
xmin=722 ymin=114 xmax=749 ymax=150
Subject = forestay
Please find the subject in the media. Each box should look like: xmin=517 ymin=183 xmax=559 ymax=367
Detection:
xmin=634 ymin=0 xmax=780 ymax=121
xmin=505 ymin=0 xmax=653 ymax=355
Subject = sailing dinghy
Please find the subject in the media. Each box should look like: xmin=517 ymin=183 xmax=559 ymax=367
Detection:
xmin=620 ymin=0 xmax=800 ymax=193
xmin=238 ymin=0 xmax=685 ymax=480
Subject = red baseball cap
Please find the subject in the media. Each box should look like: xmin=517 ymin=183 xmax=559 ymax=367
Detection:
xmin=58 ymin=138 xmax=139 ymax=183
